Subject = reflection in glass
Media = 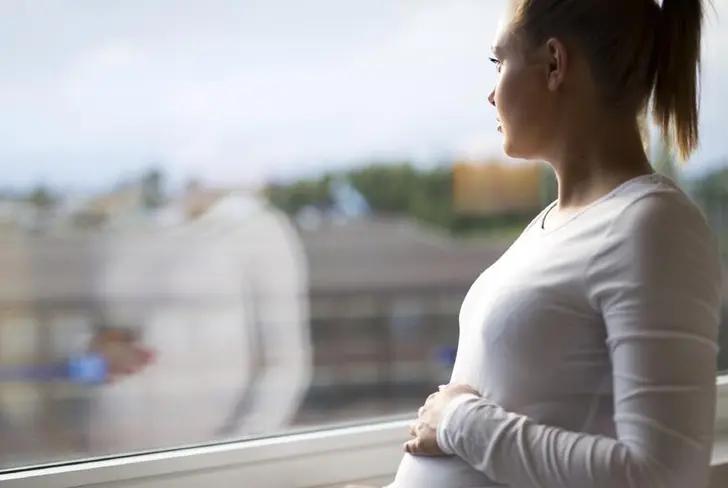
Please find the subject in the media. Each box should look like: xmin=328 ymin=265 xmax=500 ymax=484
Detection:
xmin=0 ymin=188 xmax=311 ymax=466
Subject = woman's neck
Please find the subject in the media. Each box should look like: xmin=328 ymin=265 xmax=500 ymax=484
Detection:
xmin=546 ymin=114 xmax=654 ymax=209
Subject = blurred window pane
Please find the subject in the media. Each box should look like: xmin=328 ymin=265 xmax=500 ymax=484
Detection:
xmin=0 ymin=0 xmax=726 ymax=472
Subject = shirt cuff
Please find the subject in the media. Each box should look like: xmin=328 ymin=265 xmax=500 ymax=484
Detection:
xmin=436 ymin=393 xmax=480 ymax=455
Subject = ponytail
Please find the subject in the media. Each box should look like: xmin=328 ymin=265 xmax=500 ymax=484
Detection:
xmin=651 ymin=0 xmax=704 ymax=160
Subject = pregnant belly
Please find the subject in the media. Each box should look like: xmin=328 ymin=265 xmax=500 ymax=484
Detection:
xmin=384 ymin=453 xmax=505 ymax=488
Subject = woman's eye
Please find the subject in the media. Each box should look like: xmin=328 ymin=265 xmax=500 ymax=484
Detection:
xmin=489 ymin=57 xmax=502 ymax=73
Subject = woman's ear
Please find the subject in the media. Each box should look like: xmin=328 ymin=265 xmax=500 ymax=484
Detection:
xmin=545 ymin=37 xmax=568 ymax=92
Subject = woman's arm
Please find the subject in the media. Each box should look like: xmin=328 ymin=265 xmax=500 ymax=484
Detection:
xmin=435 ymin=193 xmax=723 ymax=488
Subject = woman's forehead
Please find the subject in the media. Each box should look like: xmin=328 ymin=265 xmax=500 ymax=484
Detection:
xmin=492 ymin=19 xmax=516 ymax=55
xmin=493 ymin=0 xmax=522 ymax=51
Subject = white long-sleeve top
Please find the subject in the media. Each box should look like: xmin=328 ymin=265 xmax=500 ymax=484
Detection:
xmin=386 ymin=172 xmax=723 ymax=488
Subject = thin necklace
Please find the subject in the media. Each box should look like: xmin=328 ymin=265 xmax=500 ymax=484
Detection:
xmin=541 ymin=201 xmax=558 ymax=230
xmin=539 ymin=172 xmax=659 ymax=231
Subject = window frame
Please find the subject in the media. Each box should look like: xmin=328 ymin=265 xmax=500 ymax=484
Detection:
xmin=2 ymin=375 xmax=728 ymax=488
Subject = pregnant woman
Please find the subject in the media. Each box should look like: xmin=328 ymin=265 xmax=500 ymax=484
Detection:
xmin=382 ymin=0 xmax=723 ymax=487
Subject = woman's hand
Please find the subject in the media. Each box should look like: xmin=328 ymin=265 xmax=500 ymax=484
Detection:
xmin=404 ymin=383 xmax=480 ymax=456
xmin=89 ymin=328 xmax=156 ymax=383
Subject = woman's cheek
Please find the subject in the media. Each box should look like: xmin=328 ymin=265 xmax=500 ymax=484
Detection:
xmin=495 ymin=72 xmax=515 ymax=124
xmin=494 ymin=77 xmax=514 ymax=131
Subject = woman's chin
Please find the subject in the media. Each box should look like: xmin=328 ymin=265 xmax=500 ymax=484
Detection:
xmin=502 ymin=138 xmax=519 ymax=158
xmin=502 ymin=138 xmax=534 ymax=160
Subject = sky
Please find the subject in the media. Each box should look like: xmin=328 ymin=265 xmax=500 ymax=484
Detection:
xmin=0 ymin=0 xmax=726 ymax=192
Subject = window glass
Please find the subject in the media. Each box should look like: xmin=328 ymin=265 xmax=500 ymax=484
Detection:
xmin=0 ymin=0 xmax=725 ymax=471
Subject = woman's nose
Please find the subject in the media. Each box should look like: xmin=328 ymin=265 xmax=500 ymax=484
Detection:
xmin=488 ymin=89 xmax=496 ymax=107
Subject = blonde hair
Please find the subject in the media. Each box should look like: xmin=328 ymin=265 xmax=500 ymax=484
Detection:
xmin=512 ymin=0 xmax=704 ymax=159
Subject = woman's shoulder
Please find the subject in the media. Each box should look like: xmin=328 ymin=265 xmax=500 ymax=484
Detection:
xmin=587 ymin=173 xmax=723 ymax=312
xmin=592 ymin=175 xmax=721 ymax=291
xmin=605 ymin=173 xmax=711 ymax=237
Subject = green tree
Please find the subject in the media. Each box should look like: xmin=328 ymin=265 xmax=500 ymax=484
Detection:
xmin=27 ymin=185 xmax=57 ymax=209
xmin=348 ymin=163 xmax=418 ymax=214
xmin=265 ymin=161 xmax=540 ymax=236
xmin=141 ymin=168 xmax=165 ymax=209
xmin=265 ymin=174 xmax=333 ymax=215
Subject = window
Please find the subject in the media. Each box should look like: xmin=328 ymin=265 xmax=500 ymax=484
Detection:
xmin=0 ymin=0 xmax=726 ymax=477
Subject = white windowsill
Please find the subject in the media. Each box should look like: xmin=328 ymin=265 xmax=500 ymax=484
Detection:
xmin=3 ymin=375 xmax=728 ymax=488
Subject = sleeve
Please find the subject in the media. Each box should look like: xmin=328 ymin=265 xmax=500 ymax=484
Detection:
xmin=436 ymin=194 xmax=723 ymax=488
xmin=224 ymin=208 xmax=314 ymax=432
xmin=436 ymin=392 xmax=481 ymax=455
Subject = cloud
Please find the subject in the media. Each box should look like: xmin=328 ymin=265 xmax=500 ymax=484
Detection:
xmin=0 ymin=0 xmax=724 ymax=188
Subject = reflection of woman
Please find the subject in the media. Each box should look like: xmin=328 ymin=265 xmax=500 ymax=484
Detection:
xmin=385 ymin=1 xmax=723 ymax=487
xmin=92 ymin=193 xmax=311 ymax=451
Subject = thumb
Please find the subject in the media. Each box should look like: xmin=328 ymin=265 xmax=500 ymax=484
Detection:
xmin=403 ymin=438 xmax=419 ymax=454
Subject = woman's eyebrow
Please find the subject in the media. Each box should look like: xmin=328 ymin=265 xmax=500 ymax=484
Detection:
xmin=491 ymin=45 xmax=504 ymax=57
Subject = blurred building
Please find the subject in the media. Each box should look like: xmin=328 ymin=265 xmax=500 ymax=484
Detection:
xmin=293 ymin=214 xmax=511 ymax=423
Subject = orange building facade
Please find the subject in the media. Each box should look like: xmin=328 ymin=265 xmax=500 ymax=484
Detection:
xmin=453 ymin=161 xmax=547 ymax=216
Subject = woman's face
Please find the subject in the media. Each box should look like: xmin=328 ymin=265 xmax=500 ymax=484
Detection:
xmin=488 ymin=15 xmax=555 ymax=159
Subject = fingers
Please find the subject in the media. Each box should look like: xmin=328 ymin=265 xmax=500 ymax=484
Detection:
xmin=404 ymin=437 xmax=434 ymax=456
xmin=403 ymin=437 xmax=419 ymax=454
xmin=448 ymin=383 xmax=480 ymax=395
xmin=409 ymin=419 xmax=425 ymax=436
xmin=421 ymin=384 xmax=449 ymax=405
